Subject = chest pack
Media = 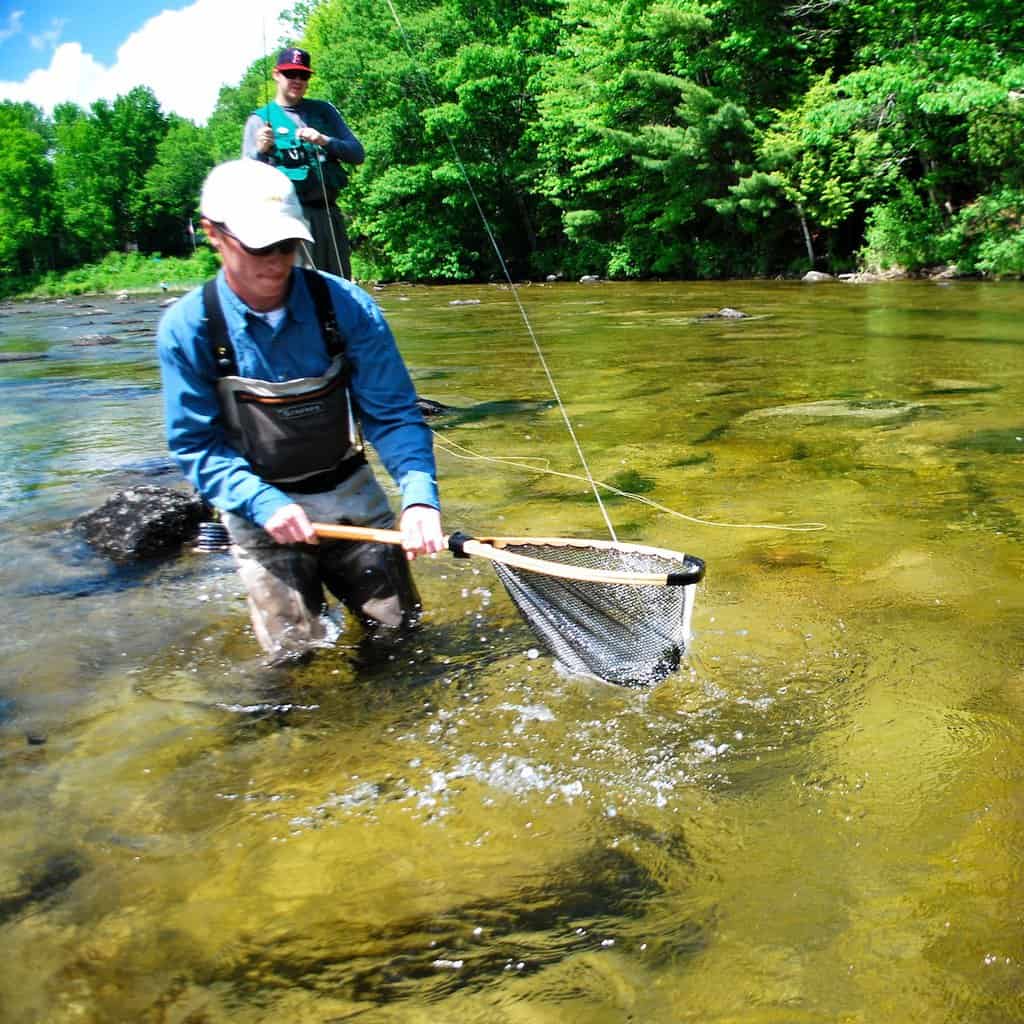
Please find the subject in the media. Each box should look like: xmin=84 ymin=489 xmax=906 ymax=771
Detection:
xmin=203 ymin=269 xmax=365 ymax=492
xmin=253 ymin=101 xmax=349 ymax=198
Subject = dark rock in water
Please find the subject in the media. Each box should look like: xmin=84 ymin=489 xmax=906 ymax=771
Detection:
xmin=416 ymin=396 xmax=456 ymax=417
xmin=698 ymin=307 xmax=751 ymax=320
xmin=0 ymin=351 xmax=47 ymax=362
xmin=73 ymin=484 xmax=207 ymax=562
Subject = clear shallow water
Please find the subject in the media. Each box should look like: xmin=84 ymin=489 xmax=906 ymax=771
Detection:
xmin=0 ymin=281 xmax=1022 ymax=1023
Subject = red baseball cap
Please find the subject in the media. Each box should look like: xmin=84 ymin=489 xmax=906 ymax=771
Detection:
xmin=275 ymin=47 xmax=313 ymax=73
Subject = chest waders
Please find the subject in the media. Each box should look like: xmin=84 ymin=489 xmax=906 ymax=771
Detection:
xmin=202 ymin=269 xmax=366 ymax=493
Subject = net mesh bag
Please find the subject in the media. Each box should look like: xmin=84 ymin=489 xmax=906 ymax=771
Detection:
xmin=484 ymin=539 xmax=703 ymax=686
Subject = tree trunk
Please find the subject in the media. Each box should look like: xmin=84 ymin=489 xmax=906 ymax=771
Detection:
xmin=512 ymin=187 xmax=538 ymax=255
xmin=796 ymin=202 xmax=815 ymax=266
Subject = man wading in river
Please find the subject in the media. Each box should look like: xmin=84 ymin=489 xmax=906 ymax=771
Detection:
xmin=243 ymin=47 xmax=364 ymax=279
xmin=157 ymin=159 xmax=443 ymax=663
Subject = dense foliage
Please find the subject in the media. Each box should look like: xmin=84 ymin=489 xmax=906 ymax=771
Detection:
xmin=2 ymin=0 xmax=1022 ymax=288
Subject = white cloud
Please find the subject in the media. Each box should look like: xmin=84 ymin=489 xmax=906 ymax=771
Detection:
xmin=30 ymin=16 xmax=66 ymax=51
xmin=0 ymin=0 xmax=293 ymax=123
xmin=0 ymin=9 xmax=25 ymax=45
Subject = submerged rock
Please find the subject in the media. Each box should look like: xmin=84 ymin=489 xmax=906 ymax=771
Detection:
xmin=73 ymin=485 xmax=207 ymax=562
xmin=916 ymin=378 xmax=1000 ymax=396
xmin=742 ymin=399 xmax=923 ymax=424
xmin=73 ymin=334 xmax=120 ymax=346
xmin=0 ymin=352 xmax=47 ymax=363
xmin=696 ymin=307 xmax=752 ymax=320
xmin=949 ymin=428 xmax=1024 ymax=455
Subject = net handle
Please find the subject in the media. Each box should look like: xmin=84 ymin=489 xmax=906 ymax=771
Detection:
xmin=310 ymin=522 xmax=704 ymax=587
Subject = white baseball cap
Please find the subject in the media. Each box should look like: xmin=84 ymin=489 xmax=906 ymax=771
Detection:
xmin=200 ymin=160 xmax=313 ymax=249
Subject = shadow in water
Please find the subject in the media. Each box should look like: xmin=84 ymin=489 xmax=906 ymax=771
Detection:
xmin=425 ymin=398 xmax=556 ymax=428
xmin=0 ymin=850 xmax=88 ymax=926
xmin=196 ymin=825 xmax=705 ymax=1009
xmin=17 ymin=543 xmax=181 ymax=600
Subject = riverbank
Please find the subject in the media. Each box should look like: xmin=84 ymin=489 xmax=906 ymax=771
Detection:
xmin=4 ymin=250 xmax=1014 ymax=303
xmin=1 ymin=250 xmax=220 ymax=302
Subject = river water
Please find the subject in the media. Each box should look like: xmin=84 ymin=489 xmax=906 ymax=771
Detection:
xmin=0 ymin=279 xmax=1022 ymax=1023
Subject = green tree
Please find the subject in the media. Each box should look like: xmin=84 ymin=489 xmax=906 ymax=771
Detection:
xmin=206 ymin=56 xmax=276 ymax=162
xmin=534 ymin=0 xmax=715 ymax=277
xmin=51 ymin=87 xmax=169 ymax=262
xmin=9 ymin=0 xmax=1024 ymax=285
xmin=52 ymin=102 xmax=116 ymax=262
xmin=304 ymin=0 xmax=560 ymax=280
xmin=106 ymin=87 xmax=170 ymax=246
xmin=0 ymin=102 xmax=55 ymax=274
xmin=135 ymin=117 xmax=215 ymax=253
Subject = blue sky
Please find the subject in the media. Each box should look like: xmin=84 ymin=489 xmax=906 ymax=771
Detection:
xmin=0 ymin=0 xmax=293 ymax=123
xmin=0 ymin=2 xmax=173 ymax=79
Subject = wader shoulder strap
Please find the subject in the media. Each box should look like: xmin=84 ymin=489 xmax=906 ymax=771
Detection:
xmin=299 ymin=268 xmax=345 ymax=361
xmin=202 ymin=272 xmax=345 ymax=378
xmin=202 ymin=278 xmax=237 ymax=376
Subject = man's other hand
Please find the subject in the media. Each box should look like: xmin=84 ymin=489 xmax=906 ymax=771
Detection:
xmin=265 ymin=503 xmax=318 ymax=544
xmin=400 ymin=505 xmax=444 ymax=560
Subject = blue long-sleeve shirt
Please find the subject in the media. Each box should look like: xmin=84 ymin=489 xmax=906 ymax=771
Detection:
xmin=157 ymin=269 xmax=438 ymax=527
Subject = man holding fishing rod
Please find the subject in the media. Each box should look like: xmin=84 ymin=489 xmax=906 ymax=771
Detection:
xmin=243 ymin=47 xmax=363 ymax=279
xmin=157 ymin=159 xmax=443 ymax=664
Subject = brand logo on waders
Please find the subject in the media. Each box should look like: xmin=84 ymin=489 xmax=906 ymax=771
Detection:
xmin=279 ymin=401 xmax=325 ymax=420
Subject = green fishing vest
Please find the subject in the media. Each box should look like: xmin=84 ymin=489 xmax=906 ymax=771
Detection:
xmin=254 ymin=101 xmax=349 ymax=199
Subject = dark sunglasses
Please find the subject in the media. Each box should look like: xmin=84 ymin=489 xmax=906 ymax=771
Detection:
xmin=280 ymin=70 xmax=311 ymax=81
xmin=215 ymin=224 xmax=299 ymax=257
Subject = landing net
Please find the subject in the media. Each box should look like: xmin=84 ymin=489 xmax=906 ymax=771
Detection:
xmin=483 ymin=538 xmax=704 ymax=687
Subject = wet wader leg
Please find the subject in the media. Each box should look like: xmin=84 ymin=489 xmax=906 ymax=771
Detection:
xmin=303 ymin=203 xmax=352 ymax=280
xmin=318 ymin=540 xmax=422 ymax=644
xmin=329 ymin=206 xmax=353 ymax=281
xmin=225 ymin=513 xmax=328 ymax=663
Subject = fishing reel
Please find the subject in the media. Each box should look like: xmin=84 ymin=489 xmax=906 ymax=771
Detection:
xmin=195 ymin=519 xmax=231 ymax=553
